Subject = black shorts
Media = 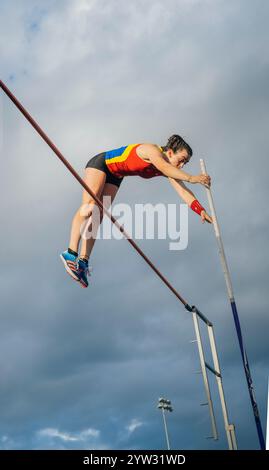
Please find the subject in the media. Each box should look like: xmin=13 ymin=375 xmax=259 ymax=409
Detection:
xmin=85 ymin=153 xmax=123 ymax=188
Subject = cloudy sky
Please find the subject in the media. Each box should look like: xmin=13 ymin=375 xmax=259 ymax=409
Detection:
xmin=1 ymin=0 xmax=269 ymax=450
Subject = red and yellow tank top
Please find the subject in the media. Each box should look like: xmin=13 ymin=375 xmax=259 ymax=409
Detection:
xmin=104 ymin=144 xmax=164 ymax=179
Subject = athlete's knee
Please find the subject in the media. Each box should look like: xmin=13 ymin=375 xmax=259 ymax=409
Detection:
xmin=79 ymin=201 xmax=95 ymax=218
xmin=79 ymin=201 xmax=102 ymax=219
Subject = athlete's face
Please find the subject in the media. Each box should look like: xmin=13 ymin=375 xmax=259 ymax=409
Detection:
xmin=168 ymin=149 xmax=191 ymax=168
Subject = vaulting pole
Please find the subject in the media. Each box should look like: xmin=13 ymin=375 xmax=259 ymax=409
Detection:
xmin=200 ymin=158 xmax=265 ymax=450
xmin=0 ymin=79 xmax=192 ymax=311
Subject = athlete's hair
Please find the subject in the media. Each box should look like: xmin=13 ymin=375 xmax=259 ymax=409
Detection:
xmin=163 ymin=134 xmax=193 ymax=157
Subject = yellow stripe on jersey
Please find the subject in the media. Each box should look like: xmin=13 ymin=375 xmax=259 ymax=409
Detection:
xmin=105 ymin=144 xmax=139 ymax=165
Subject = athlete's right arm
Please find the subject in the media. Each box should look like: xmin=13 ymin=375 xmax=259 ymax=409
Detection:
xmin=137 ymin=144 xmax=210 ymax=186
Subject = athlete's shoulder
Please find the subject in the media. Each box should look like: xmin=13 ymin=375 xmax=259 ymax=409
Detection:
xmin=136 ymin=143 xmax=163 ymax=159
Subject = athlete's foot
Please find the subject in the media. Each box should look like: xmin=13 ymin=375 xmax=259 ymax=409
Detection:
xmin=77 ymin=258 xmax=92 ymax=288
xmin=60 ymin=250 xmax=80 ymax=283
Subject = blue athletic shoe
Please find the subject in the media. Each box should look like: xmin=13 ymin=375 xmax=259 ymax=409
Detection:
xmin=60 ymin=250 xmax=80 ymax=283
xmin=77 ymin=259 xmax=92 ymax=288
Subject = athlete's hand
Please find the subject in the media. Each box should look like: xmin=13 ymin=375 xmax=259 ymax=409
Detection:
xmin=190 ymin=174 xmax=211 ymax=187
xmin=201 ymin=210 xmax=213 ymax=224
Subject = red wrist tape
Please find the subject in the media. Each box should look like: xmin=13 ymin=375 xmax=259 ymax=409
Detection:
xmin=190 ymin=199 xmax=205 ymax=216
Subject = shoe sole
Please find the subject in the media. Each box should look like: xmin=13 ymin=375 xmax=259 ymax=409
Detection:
xmin=79 ymin=280 xmax=88 ymax=288
xmin=60 ymin=254 xmax=80 ymax=282
xmin=80 ymin=283 xmax=88 ymax=288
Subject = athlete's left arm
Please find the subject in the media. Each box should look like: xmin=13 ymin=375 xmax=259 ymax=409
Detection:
xmin=168 ymin=177 xmax=213 ymax=224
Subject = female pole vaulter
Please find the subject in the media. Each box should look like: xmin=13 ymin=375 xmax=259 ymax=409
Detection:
xmin=60 ymin=134 xmax=212 ymax=287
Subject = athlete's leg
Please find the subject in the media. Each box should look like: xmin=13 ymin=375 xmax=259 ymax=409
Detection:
xmin=80 ymin=182 xmax=119 ymax=260
xmin=68 ymin=168 xmax=106 ymax=254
